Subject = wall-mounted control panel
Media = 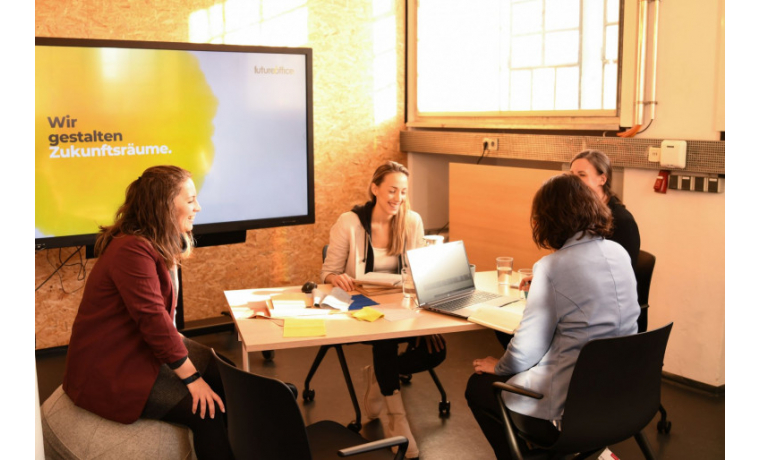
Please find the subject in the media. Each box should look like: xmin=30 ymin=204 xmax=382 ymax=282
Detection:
xmin=668 ymin=174 xmax=723 ymax=193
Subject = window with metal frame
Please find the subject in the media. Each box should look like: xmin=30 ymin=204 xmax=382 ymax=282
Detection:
xmin=407 ymin=0 xmax=625 ymax=130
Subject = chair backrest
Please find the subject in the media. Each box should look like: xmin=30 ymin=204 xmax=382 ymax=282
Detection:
xmin=551 ymin=322 xmax=673 ymax=453
xmin=634 ymin=250 xmax=656 ymax=333
xmin=322 ymin=244 xmax=329 ymax=263
xmin=212 ymin=350 xmax=314 ymax=460
xmin=634 ymin=250 xmax=656 ymax=306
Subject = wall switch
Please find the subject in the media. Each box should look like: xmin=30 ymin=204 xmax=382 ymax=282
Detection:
xmin=648 ymin=146 xmax=661 ymax=162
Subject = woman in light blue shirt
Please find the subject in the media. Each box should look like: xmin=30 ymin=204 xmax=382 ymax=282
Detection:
xmin=465 ymin=174 xmax=640 ymax=459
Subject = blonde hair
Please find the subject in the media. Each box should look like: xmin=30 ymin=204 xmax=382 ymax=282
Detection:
xmin=95 ymin=165 xmax=194 ymax=268
xmin=368 ymin=161 xmax=410 ymax=256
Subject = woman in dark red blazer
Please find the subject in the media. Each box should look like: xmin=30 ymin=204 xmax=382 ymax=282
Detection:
xmin=63 ymin=165 xmax=233 ymax=460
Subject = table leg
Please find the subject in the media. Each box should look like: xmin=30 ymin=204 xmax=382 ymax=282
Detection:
xmin=242 ymin=342 xmax=250 ymax=372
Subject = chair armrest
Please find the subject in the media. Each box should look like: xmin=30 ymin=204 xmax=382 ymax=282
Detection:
xmin=338 ymin=436 xmax=408 ymax=459
xmin=493 ymin=381 xmax=544 ymax=400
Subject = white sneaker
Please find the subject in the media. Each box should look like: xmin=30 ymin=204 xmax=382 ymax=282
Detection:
xmin=363 ymin=365 xmax=384 ymax=420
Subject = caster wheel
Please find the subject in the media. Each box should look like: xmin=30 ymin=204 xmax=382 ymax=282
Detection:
xmin=303 ymin=388 xmax=315 ymax=402
xmin=347 ymin=422 xmax=362 ymax=432
xmin=657 ymin=420 xmax=672 ymax=434
xmin=400 ymin=374 xmax=412 ymax=384
xmin=439 ymin=401 xmax=451 ymax=417
xmin=262 ymin=350 xmax=275 ymax=361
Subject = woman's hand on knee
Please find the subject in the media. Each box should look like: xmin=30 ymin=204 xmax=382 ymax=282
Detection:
xmin=472 ymin=356 xmax=498 ymax=374
xmin=188 ymin=378 xmax=225 ymax=419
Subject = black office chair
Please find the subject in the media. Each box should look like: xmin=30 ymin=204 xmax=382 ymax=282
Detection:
xmin=492 ymin=322 xmax=673 ymax=460
xmin=212 ymin=349 xmax=409 ymax=460
xmin=634 ymin=250 xmax=671 ymax=434
xmin=304 ymin=245 xmax=450 ymax=432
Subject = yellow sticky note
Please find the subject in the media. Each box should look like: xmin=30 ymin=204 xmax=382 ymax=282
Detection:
xmin=351 ymin=307 xmax=385 ymax=322
xmin=283 ymin=318 xmax=326 ymax=337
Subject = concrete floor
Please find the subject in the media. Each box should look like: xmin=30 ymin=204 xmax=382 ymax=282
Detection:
xmin=37 ymin=328 xmax=724 ymax=459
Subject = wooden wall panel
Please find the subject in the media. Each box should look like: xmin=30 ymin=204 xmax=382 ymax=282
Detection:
xmin=449 ymin=164 xmax=555 ymax=274
xmin=35 ymin=0 xmax=409 ymax=349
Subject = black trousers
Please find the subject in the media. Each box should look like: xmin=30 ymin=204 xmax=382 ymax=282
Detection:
xmin=465 ymin=373 xmax=559 ymax=460
xmin=370 ymin=336 xmax=447 ymax=395
xmin=142 ymin=339 xmax=234 ymax=460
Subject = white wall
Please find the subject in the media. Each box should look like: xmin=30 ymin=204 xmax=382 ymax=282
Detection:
xmin=409 ymin=0 xmax=725 ymax=386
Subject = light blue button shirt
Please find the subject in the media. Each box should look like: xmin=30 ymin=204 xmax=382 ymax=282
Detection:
xmin=495 ymin=233 xmax=640 ymax=422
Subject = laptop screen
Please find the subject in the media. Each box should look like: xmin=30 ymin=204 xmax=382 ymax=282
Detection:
xmin=406 ymin=241 xmax=475 ymax=305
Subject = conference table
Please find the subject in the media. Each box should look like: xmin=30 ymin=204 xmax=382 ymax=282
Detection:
xmin=223 ymin=271 xmax=523 ymax=371
xmin=223 ymin=270 xmax=524 ymax=429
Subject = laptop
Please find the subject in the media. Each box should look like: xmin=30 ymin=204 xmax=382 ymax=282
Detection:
xmin=406 ymin=240 xmax=521 ymax=319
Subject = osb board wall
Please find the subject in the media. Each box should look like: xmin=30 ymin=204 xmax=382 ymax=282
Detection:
xmin=35 ymin=0 xmax=408 ymax=349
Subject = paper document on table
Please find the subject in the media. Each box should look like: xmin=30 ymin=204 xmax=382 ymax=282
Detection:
xmin=319 ymin=287 xmax=354 ymax=311
xmin=467 ymin=301 xmax=525 ymax=334
xmin=283 ymin=318 xmax=326 ymax=337
xmin=354 ymin=272 xmax=402 ymax=287
xmin=230 ymin=299 xmax=271 ymax=319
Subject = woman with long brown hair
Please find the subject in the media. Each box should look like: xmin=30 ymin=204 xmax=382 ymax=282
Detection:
xmin=63 ymin=165 xmax=233 ymax=460
xmin=570 ymin=149 xmax=640 ymax=267
xmin=321 ymin=161 xmax=445 ymax=459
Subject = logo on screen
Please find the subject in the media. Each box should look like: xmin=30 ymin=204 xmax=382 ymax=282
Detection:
xmin=255 ymin=66 xmax=295 ymax=75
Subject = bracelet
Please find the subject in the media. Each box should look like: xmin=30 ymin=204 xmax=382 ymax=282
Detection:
xmin=181 ymin=372 xmax=202 ymax=386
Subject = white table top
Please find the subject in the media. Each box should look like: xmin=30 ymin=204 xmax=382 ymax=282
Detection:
xmin=223 ymin=271 xmax=524 ymax=353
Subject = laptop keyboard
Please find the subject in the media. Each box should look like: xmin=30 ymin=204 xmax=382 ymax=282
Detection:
xmin=433 ymin=290 xmax=502 ymax=311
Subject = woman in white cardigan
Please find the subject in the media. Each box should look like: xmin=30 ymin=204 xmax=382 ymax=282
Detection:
xmin=320 ymin=161 xmax=445 ymax=459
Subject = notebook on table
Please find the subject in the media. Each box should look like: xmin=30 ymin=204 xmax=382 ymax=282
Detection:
xmin=405 ymin=240 xmax=521 ymax=320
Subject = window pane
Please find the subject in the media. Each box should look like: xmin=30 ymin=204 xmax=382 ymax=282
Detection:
xmin=414 ymin=0 xmax=619 ymax=116
xmin=512 ymin=34 xmax=543 ymax=68
xmin=556 ymin=66 xmax=580 ymax=110
xmin=607 ymin=0 xmax=620 ymax=22
xmin=603 ymin=62 xmax=617 ymax=110
xmin=546 ymin=0 xmax=580 ymax=31
xmin=532 ymin=68 xmax=555 ymax=110
xmin=545 ymin=30 xmax=579 ymax=66
xmin=605 ymin=25 xmax=619 ymax=61
xmin=511 ymin=0 xmax=542 ymax=35
xmin=510 ymin=70 xmax=532 ymax=110
xmin=417 ymin=0 xmax=500 ymax=112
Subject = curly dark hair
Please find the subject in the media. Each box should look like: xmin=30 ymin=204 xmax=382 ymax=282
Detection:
xmin=531 ymin=174 xmax=613 ymax=250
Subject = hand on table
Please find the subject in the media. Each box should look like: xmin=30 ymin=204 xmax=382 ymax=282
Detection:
xmin=187 ymin=377 xmax=225 ymax=419
xmin=472 ymin=356 xmax=498 ymax=374
xmin=326 ymin=273 xmax=355 ymax=292
xmin=518 ymin=275 xmax=533 ymax=292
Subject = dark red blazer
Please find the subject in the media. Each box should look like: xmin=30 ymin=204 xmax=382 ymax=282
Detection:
xmin=63 ymin=235 xmax=188 ymax=423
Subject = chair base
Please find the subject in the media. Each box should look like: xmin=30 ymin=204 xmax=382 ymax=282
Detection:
xmin=303 ymin=344 xmax=451 ymax=432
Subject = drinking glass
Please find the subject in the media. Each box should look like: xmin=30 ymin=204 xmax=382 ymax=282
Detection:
xmin=496 ymin=257 xmax=513 ymax=285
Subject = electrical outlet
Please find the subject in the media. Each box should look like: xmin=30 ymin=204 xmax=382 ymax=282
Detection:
xmin=483 ymin=138 xmax=498 ymax=151
xmin=648 ymin=146 xmax=661 ymax=162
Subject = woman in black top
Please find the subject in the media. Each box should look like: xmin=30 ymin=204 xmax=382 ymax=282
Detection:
xmin=569 ymin=149 xmax=640 ymax=267
xmin=495 ymin=150 xmax=641 ymax=350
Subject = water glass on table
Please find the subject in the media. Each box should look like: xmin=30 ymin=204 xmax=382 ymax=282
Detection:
xmin=496 ymin=257 xmax=513 ymax=285
xmin=517 ymin=268 xmax=533 ymax=299
xmin=401 ymin=268 xmax=414 ymax=299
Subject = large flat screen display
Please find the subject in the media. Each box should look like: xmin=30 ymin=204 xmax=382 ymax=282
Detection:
xmin=35 ymin=37 xmax=314 ymax=249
